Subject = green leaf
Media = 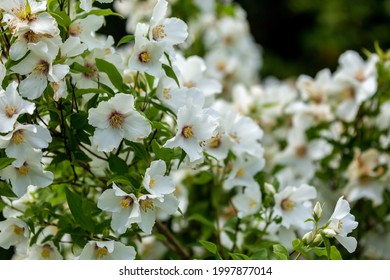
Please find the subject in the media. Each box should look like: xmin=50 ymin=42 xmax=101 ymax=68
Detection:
xmin=0 ymin=181 xmax=17 ymax=197
xmin=117 ymin=35 xmax=135 ymax=47
xmin=273 ymin=244 xmax=289 ymax=260
xmin=187 ymin=213 xmax=215 ymax=229
xmin=69 ymin=62 xmax=92 ymax=74
xmin=0 ymin=158 xmax=15 ymax=170
xmin=229 ymin=252 xmax=249 ymax=260
xmin=330 ymin=246 xmax=343 ymax=260
xmin=199 ymin=240 xmax=217 ymax=254
xmin=250 ymin=248 xmax=269 ymax=260
xmin=49 ymin=11 xmax=71 ymax=28
xmin=127 ymin=141 xmax=149 ymax=161
xmin=151 ymin=140 xmax=174 ymax=162
xmin=70 ymin=112 xmax=88 ymax=130
xmin=162 ymin=64 xmax=180 ymax=88
xmin=76 ymin=9 xmax=123 ymax=20
xmin=65 ymin=188 xmax=97 ymax=232
xmin=95 ymin=58 xmax=124 ymax=91
xmin=108 ymin=154 xmax=129 ymax=175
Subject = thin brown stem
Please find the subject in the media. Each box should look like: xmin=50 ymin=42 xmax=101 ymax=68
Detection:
xmin=155 ymin=220 xmax=190 ymax=259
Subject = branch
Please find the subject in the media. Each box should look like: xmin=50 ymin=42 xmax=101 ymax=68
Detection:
xmin=155 ymin=220 xmax=190 ymax=260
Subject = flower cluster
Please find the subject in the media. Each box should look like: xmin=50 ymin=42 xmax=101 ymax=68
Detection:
xmin=2 ymin=0 xmax=386 ymax=260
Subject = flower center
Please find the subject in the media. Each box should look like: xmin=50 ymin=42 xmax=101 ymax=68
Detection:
xmin=229 ymin=132 xmax=240 ymax=144
xmin=95 ymin=246 xmax=108 ymax=259
xmin=295 ymin=145 xmax=307 ymax=157
xmin=149 ymin=178 xmax=156 ymax=188
xmin=5 ymin=105 xmax=17 ymax=118
xmin=17 ymin=164 xmax=29 ymax=176
xmin=338 ymin=220 xmax=343 ymax=230
xmin=34 ymin=60 xmax=50 ymax=76
xmin=139 ymin=51 xmax=151 ymax=63
xmin=152 ymin=24 xmax=166 ymax=41
xmin=24 ymin=30 xmax=40 ymax=43
xmin=341 ymin=86 xmax=356 ymax=100
xmin=281 ymin=198 xmax=295 ymax=211
xmin=249 ymin=200 xmax=258 ymax=209
xmin=183 ymin=81 xmax=195 ymax=88
xmin=12 ymin=130 xmax=25 ymax=144
xmin=236 ymin=168 xmax=245 ymax=178
xmin=69 ymin=23 xmax=83 ymax=36
xmin=355 ymin=69 xmax=365 ymax=82
xmin=163 ymin=88 xmax=171 ymax=100
xmin=209 ymin=137 xmax=222 ymax=149
xmin=181 ymin=126 xmax=193 ymax=139
xmin=13 ymin=225 xmax=24 ymax=235
xmin=358 ymin=174 xmax=371 ymax=185
xmin=41 ymin=245 xmax=52 ymax=259
xmin=140 ymin=198 xmax=154 ymax=212
xmin=109 ymin=112 xmax=125 ymax=129
xmin=120 ymin=196 xmax=133 ymax=209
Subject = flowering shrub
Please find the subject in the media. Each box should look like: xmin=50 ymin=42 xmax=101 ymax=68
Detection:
xmin=0 ymin=0 xmax=388 ymax=260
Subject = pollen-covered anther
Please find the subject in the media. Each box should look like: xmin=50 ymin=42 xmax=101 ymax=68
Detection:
xmin=13 ymin=225 xmax=24 ymax=235
xmin=12 ymin=130 xmax=25 ymax=144
xmin=17 ymin=163 xmax=29 ymax=176
xmin=109 ymin=112 xmax=125 ymax=129
xmin=209 ymin=137 xmax=222 ymax=149
xmin=152 ymin=25 xmax=166 ymax=41
xmin=163 ymin=88 xmax=172 ymax=100
xmin=95 ymin=246 xmax=108 ymax=259
xmin=236 ymin=168 xmax=245 ymax=178
xmin=34 ymin=60 xmax=50 ymax=75
xmin=295 ymin=145 xmax=307 ymax=157
xmin=181 ymin=126 xmax=193 ymax=139
xmin=120 ymin=196 xmax=133 ymax=209
xmin=248 ymin=200 xmax=257 ymax=208
xmin=281 ymin=198 xmax=295 ymax=211
xmin=355 ymin=69 xmax=366 ymax=82
xmin=338 ymin=220 xmax=343 ymax=230
xmin=5 ymin=105 xmax=17 ymax=118
xmin=138 ymin=51 xmax=151 ymax=63
xmin=69 ymin=23 xmax=83 ymax=36
xmin=41 ymin=244 xmax=52 ymax=259
xmin=24 ymin=30 xmax=40 ymax=43
xmin=149 ymin=178 xmax=156 ymax=188
xmin=140 ymin=198 xmax=154 ymax=212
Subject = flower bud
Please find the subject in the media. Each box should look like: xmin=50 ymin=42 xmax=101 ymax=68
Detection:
xmin=313 ymin=234 xmax=323 ymax=246
xmin=322 ymin=228 xmax=337 ymax=238
xmin=302 ymin=231 xmax=314 ymax=245
xmin=313 ymin=201 xmax=323 ymax=220
xmin=264 ymin=182 xmax=276 ymax=195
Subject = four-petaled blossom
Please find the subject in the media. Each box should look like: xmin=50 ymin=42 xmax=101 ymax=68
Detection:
xmin=0 ymin=217 xmax=29 ymax=254
xmin=142 ymin=160 xmax=175 ymax=196
xmin=325 ymin=196 xmax=358 ymax=253
xmin=88 ymin=93 xmax=152 ymax=152
xmin=97 ymin=183 xmax=140 ymax=234
xmin=0 ymin=82 xmax=35 ymax=133
xmin=78 ymin=240 xmax=136 ymax=260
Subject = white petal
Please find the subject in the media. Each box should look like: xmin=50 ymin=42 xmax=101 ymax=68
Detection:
xmin=97 ymin=189 xmax=122 ymax=212
xmin=335 ymin=235 xmax=357 ymax=253
xmin=93 ymin=128 xmax=123 ymax=152
xmin=30 ymin=13 xmax=59 ymax=37
xmin=138 ymin=208 xmax=156 ymax=234
xmin=112 ymin=242 xmax=136 ymax=260
xmin=122 ymin=112 xmax=151 ymax=141
xmin=19 ymin=73 xmax=47 ymax=100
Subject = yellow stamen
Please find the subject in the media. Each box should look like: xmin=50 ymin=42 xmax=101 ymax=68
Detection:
xmin=281 ymin=198 xmax=295 ymax=211
xmin=17 ymin=164 xmax=29 ymax=176
xmin=95 ymin=246 xmax=108 ymax=259
xmin=120 ymin=197 xmax=133 ymax=209
xmin=338 ymin=220 xmax=343 ymax=230
xmin=248 ymin=200 xmax=257 ymax=209
xmin=139 ymin=51 xmax=151 ymax=63
xmin=12 ymin=130 xmax=25 ymax=144
xmin=109 ymin=112 xmax=125 ymax=129
xmin=69 ymin=23 xmax=83 ymax=36
xmin=140 ymin=198 xmax=154 ymax=212
xmin=149 ymin=178 xmax=156 ymax=188
xmin=41 ymin=245 xmax=52 ymax=259
xmin=181 ymin=126 xmax=193 ymax=139
xmin=13 ymin=225 xmax=24 ymax=235
xmin=152 ymin=25 xmax=166 ymax=41
xmin=236 ymin=168 xmax=245 ymax=178
xmin=163 ymin=88 xmax=172 ymax=100
xmin=295 ymin=145 xmax=307 ymax=157
xmin=5 ymin=105 xmax=17 ymax=118
xmin=209 ymin=137 xmax=221 ymax=149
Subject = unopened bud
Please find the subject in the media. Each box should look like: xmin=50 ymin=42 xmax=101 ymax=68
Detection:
xmin=264 ymin=182 xmax=275 ymax=195
xmin=322 ymin=228 xmax=337 ymax=238
xmin=302 ymin=231 xmax=314 ymax=245
xmin=313 ymin=202 xmax=323 ymax=220
xmin=313 ymin=234 xmax=323 ymax=246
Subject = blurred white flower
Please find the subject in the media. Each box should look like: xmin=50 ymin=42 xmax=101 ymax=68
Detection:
xmin=78 ymin=240 xmax=136 ymax=260
xmin=26 ymin=242 xmax=63 ymax=260
xmin=232 ymin=186 xmax=262 ymax=218
xmin=0 ymin=217 xmax=29 ymax=254
xmin=143 ymin=160 xmax=175 ymax=196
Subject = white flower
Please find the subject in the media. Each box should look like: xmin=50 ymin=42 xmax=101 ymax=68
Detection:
xmin=0 ymin=123 xmax=52 ymax=164
xmin=97 ymin=183 xmax=140 ymax=234
xmin=232 ymin=186 xmax=262 ymax=218
xmin=326 ymin=196 xmax=358 ymax=253
xmin=224 ymin=154 xmax=265 ymax=190
xmin=0 ymin=81 xmax=35 ymax=133
xmin=68 ymin=15 xmax=106 ymax=50
xmin=0 ymin=150 xmax=53 ymax=197
xmin=0 ymin=217 xmax=29 ymax=253
xmin=142 ymin=160 xmax=175 ymax=196
xmin=0 ymin=62 xmax=5 ymax=85
xmin=149 ymin=0 xmax=188 ymax=46
xmin=78 ymin=240 xmax=136 ymax=260
xmin=274 ymin=184 xmax=317 ymax=230
xmin=137 ymin=194 xmax=179 ymax=234
xmin=11 ymin=40 xmax=69 ymax=100
xmin=333 ymin=51 xmax=379 ymax=122
xmin=26 ymin=242 xmax=63 ymax=260
xmin=164 ymin=102 xmax=218 ymax=162
xmin=344 ymin=149 xmax=387 ymax=206
xmin=60 ymin=36 xmax=88 ymax=58
xmin=128 ymin=23 xmax=165 ymax=77
xmin=88 ymin=93 xmax=152 ymax=152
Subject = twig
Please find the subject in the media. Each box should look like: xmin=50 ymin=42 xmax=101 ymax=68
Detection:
xmin=155 ymin=220 xmax=190 ymax=259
